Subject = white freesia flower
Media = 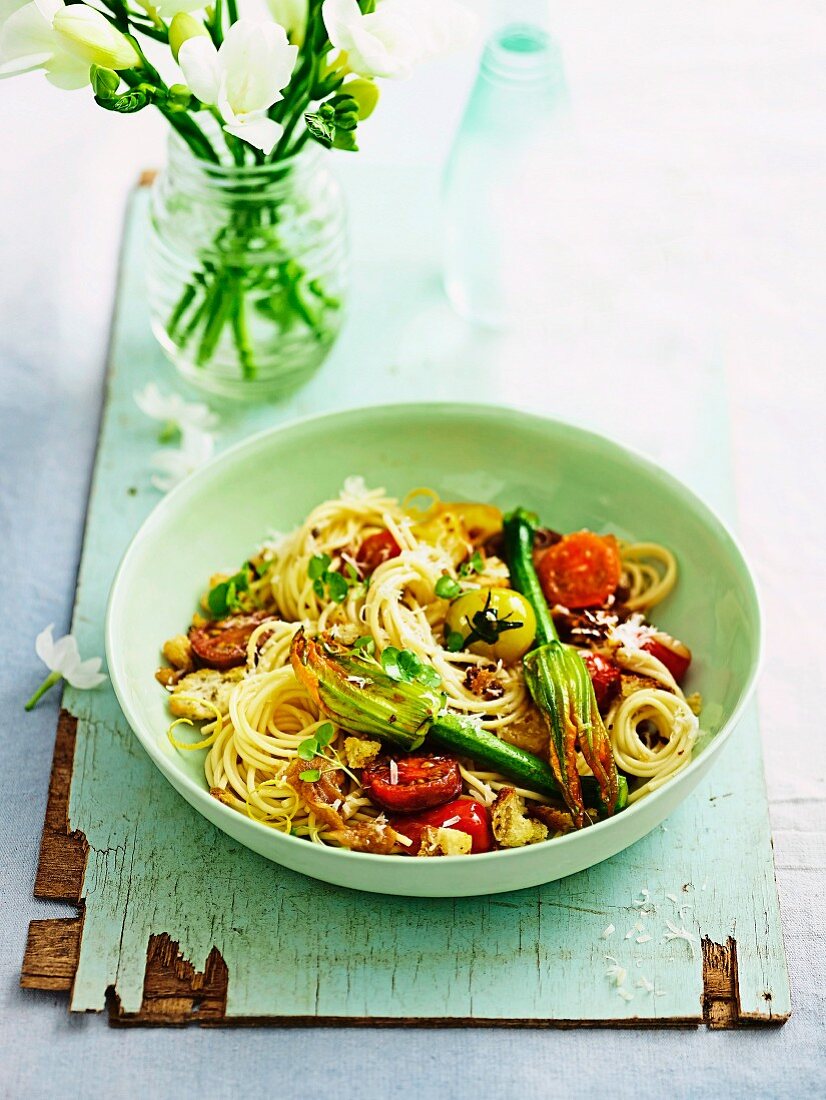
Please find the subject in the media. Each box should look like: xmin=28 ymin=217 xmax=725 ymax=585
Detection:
xmin=266 ymin=0 xmax=306 ymax=42
xmin=321 ymin=0 xmax=475 ymax=80
xmin=135 ymin=383 xmax=218 ymax=435
xmin=25 ymin=624 xmax=106 ymax=711
xmin=178 ymin=18 xmax=297 ymax=153
xmin=150 ymin=426 xmax=215 ymax=492
xmin=0 ymin=0 xmax=139 ymax=88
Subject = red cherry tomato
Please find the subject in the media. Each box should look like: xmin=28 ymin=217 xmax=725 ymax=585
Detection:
xmin=356 ymin=530 xmax=401 ymax=575
xmin=189 ymin=612 xmax=273 ymax=670
xmin=581 ymin=651 xmax=622 ymax=711
xmin=363 ymin=754 xmax=462 ymax=814
xmin=642 ymin=631 xmax=692 ymax=683
xmin=537 ymin=531 xmax=622 ymax=610
xmin=391 ymin=799 xmax=493 ymax=855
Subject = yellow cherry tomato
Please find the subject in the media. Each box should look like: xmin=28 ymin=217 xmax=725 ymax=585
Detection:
xmin=445 ymin=587 xmax=537 ymax=664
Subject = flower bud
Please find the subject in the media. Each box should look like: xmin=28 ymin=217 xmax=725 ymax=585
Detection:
xmin=90 ymin=64 xmax=120 ymax=100
xmin=345 ymin=78 xmax=379 ymax=120
xmin=53 ymin=7 xmax=140 ymax=71
xmin=168 ymin=83 xmax=192 ymax=109
xmin=169 ymin=13 xmax=208 ymax=63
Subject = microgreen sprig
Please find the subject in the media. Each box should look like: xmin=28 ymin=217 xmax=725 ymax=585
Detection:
xmin=296 ymin=721 xmax=360 ymax=784
xmin=380 ymin=646 xmax=442 ymax=690
xmin=308 ymin=553 xmax=359 ymax=604
xmin=435 ymin=575 xmax=462 ymax=600
xmin=459 ymin=550 xmax=485 ymax=577
xmin=208 ymin=562 xmax=254 ymax=617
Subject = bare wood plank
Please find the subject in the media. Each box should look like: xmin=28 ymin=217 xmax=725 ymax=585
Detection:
xmin=33 ymin=710 xmax=88 ymax=904
xmin=108 ymin=934 xmax=228 ymax=1027
xmin=21 ymin=917 xmax=84 ymax=992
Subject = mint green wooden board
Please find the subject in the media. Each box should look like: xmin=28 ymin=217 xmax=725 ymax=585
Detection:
xmin=25 ymin=176 xmax=790 ymax=1026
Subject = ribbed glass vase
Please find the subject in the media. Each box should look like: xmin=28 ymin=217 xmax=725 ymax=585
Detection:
xmin=147 ymin=135 xmax=348 ymax=401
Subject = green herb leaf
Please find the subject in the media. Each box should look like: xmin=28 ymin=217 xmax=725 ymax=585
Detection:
xmin=381 ymin=646 xmax=403 ymax=680
xmin=297 ymin=737 xmax=319 ymax=761
xmin=446 ymin=631 xmax=465 ymax=652
xmin=315 ymin=722 xmax=335 ymax=748
xmin=435 ymin=575 xmax=462 ymax=600
xmin=460 ymin=551 xmax=485 ymax=577
xmin=326 ymin=571 xmax=350 ymax=603
xmin=397 ymin=648 xmax=424 ymax=680
xmin=353 ymin=635 xmax=376 ymax=655
xmin=312 ymin=578 xmax=325 ymax=599
xmin=415 ymin=663 xmax=442 ymax=690
xmin=299 ymin=768 xmax=321 ymax=782
xmin=308 ymin=554 xmax=331 ymax=581
xmin=207 ymin=581 xmax=230 ymax=618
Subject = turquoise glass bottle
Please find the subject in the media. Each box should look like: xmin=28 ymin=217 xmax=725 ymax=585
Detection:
xmin=442 ymin=7 xmax=569 ymax=328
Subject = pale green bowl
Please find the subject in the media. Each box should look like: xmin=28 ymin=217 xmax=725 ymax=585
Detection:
xmin=106 ymin=404 xmax=761 ymax=897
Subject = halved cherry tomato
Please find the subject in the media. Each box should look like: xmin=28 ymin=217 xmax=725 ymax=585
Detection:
xmin=537 ymin=531 xmax=622 ymax=610
xmin=189 ymin=611 xmax=273 ymax=670
xmin=581 ymin=651 xmax=622 ymax=711
xmin=642 ymin=631 xmax=692 ymax=683
xmin=356 ymin=530 xmax=401 ymax=575
xmin=363 ymin=754 xmax=462 ymax=814
xmin=391 ymin=798 xmax=493 ymax=854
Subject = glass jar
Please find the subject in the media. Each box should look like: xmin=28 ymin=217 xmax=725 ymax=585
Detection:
xmin=147 ymin=135 xmax=348 ymax=401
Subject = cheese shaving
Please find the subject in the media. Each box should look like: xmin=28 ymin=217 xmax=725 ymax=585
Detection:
xmin=604 ymin=956 xmax=627 ymax=987
xmin=663 ymin=920 xmax=698 ymax=958
xmin=601 ymin=924 xmax=616 ymax=939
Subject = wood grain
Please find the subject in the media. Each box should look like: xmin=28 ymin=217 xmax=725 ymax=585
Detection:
xmin=33 ymin=710 xmax=87 ymax=904
xmin=21 ymin=918 xmax=84 ymax=992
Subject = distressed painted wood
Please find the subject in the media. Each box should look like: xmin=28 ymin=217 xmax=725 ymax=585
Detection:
xmin=22 ymin=174 xmax=790 ymax=1026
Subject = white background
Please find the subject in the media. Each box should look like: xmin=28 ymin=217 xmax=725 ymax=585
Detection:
xmin=1 ymin=1 xmax=825 ymax=1094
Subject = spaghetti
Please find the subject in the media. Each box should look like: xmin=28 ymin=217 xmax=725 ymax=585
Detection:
xmin=157 ymin=481 xmax=701 ymax=856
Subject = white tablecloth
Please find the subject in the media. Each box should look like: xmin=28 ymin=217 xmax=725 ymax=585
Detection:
xmin=1 ymin=2 xmax=824 ymax=1095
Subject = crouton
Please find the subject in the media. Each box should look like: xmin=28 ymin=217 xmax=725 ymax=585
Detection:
xmin=343 ymin=736 xmax=382 ymax=770
xmin=169 ymin=667 xmax=244 ymax=720
xmin=497 ymin=709 xmax=549 ymax=757
xmin=417 ymin=826 xmax=472 ymax=857
xmin=162 ymin=634 xmax=193 ymax=670
xmin=491 ymin=787 xmax=548 ymax=848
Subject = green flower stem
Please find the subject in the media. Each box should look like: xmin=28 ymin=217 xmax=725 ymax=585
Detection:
xmin=167 ymin=281 xmax=197 ymax=341
xmin=209 ymin=0 xmax=224 ymax=46
xmin=25 ymin=671 xmax=62 ymax=712
xmin=196 ymin=273 xmax=233 ymax=365
xmin=230 ymin=283 xmax=255 ymax=379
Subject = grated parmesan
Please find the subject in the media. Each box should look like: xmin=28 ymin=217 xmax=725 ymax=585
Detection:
xmin=636 ymin=934 xmax=652 ymax=944
xmin=389 ymin=760 xmax=399 ymax=786
xmin=601 ymin=924 xmax=616 ymax=939
xmin=663 ymin=920 xmax=698 ymax=958
xmin=604 ymin=956 xmax=627 ymax=987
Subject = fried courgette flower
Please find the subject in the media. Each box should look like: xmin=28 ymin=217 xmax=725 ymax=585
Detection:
xmin=504 ymin=508 xmax=622 ymax=827
xmin=290 ymin=629 xmax=444 ymax=751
